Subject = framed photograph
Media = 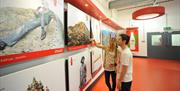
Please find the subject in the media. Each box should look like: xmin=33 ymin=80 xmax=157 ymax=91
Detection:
xmin=0 ymin=58 xmax=66 ymax=91
xmin=0 ymin=0 xmax=64 ymax=66
xmin=126 ymin=27 xmax=139 ymax=51
xmin=91 ymin=47 xmax=102 ymax=77
xmin=68 ymin=50 xmax=91 ymax=91
xmin=91 ymin=17 xmax=101 ymax=43
xmin=66 ymin=4 xmax=91 ymax=51
xmin=102 ymin=30 xmax=111 ymax=46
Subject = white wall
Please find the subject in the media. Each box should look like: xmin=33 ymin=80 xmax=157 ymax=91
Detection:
xmin=91 ymin=0 xmax=121 ymax=28
xmin=116 ymin=0 xmax=180 ymax=56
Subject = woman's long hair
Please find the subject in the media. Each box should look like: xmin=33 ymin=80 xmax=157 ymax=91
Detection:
xmin=109 ymin=37 xmax=116 ymax=51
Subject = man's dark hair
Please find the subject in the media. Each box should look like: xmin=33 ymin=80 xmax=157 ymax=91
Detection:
xmin=119 ymin=34 xmax=130 ymax=45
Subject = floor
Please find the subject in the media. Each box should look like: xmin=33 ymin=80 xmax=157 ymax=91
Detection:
xmin=90 ymin=58 xmax=180 ymax=91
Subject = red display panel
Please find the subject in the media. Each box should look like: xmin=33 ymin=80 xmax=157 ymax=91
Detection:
xmin=126 ymin=27 xmax=139 ymax=52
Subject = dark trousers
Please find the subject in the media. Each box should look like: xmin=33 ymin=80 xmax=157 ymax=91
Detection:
xmin=120 ymin=81 xmax=132 ymax=91
xmin=104 ymin=71 xmax=116 ymax=91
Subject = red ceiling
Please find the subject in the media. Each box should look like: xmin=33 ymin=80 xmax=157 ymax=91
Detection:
xmin=65 ymin=0 xmax=124 ymax=30
xmin=103 ymin=18 xmax=124 ymax=30
xmin=126 ymin=27 xmax=138 ymax=30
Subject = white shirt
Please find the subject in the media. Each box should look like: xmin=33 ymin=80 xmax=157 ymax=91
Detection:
xmin=120 ymin=46 xmax=133 ymax=82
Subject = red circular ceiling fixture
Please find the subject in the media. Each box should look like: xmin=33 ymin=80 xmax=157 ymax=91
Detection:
xmin=132 ymin=6 xmax=165 ymax=20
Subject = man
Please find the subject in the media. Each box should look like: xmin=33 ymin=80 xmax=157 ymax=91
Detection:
xmin=116 ymin=34 xmax=133 ymax=91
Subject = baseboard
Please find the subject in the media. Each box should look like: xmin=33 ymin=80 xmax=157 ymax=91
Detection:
xmin=133 ymin=56 xmax=148 ymax=58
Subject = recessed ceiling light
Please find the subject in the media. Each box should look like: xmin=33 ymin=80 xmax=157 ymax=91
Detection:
xmin=85 ymin=3 xmax=88 ymax=7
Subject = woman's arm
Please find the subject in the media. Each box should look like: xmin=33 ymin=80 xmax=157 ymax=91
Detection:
xmin=91 ymin=39 xmax=106 ymax=50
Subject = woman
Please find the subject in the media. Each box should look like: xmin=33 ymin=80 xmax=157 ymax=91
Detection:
xmin=79 ymin=56 xmax=87 ymax=89
xmin=92 ymin=37 xmax=118 ymax=91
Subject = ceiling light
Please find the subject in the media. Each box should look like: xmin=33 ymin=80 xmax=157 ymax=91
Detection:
xmin=132 ymin=6 xmax=165 ymax=20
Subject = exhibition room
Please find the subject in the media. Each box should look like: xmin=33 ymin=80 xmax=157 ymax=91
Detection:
xmin=0 ymin=0 xmax=180 ymax=91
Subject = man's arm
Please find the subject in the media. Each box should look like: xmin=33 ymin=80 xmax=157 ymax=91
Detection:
xmin=117 ymin=65 xmax=128 ymax=89
xmin=118 ymin=65 xmax=128 ymax=82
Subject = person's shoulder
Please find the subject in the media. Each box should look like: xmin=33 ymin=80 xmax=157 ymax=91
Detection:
xmin=125 ymin=47 xmax=131 ymax=52
xmin=122 ymin=48 xmax=132 ymax=55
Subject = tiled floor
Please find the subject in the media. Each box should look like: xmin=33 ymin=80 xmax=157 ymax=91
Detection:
xmin=90 ymin=58 xmax=180 ymax=91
